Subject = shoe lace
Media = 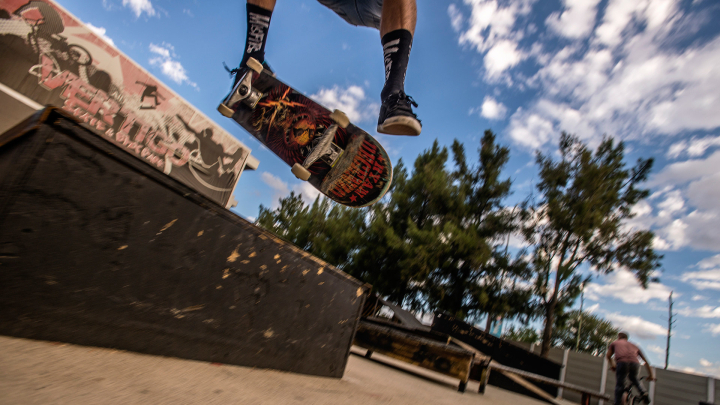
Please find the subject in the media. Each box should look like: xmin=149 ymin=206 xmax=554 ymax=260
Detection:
xmin=387 ymin=92 xmax=418 ymax=108
xmin=385 ymin=92 xmax=420 ymax=122
xmin=403 ymin=94 xmax=419 ymax=108
xmin=223 ymin=62 xmax=239 ymax=77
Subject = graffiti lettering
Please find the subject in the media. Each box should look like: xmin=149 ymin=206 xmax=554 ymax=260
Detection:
xmin=327 ymin=139 xmax=388 ymax=203
xmin=37 ymin=57 xmax=192 ymax=169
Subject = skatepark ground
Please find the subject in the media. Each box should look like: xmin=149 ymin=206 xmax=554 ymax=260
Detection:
xmin=0 ymin=335 xmax=575 ymax=405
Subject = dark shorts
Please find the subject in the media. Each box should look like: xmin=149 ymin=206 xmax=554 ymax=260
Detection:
xmin=317 ymin=0 xmax=383 ymax=29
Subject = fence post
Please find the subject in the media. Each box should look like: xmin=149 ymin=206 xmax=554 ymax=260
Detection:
xmin=709 ymin=377 xmax=715 ymax=404
xmin=529 ymin=343 xmax=535 ymax=353
xmin=599 ymin=355 xmax=609 ymax=405
xmin=649 ymin=367 xmax=656 ymax=405
xmin=557 ymin=348 xmax=569 ymax=399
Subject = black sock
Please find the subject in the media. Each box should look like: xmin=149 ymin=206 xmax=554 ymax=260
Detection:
xmin=380 ymin=29 xmax=413 ymax=100
xmin=241 ymin=3 xmax=272 ymax=66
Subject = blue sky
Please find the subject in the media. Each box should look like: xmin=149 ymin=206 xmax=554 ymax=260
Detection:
xmin=56 ymin=0 xmax=720 ymax=377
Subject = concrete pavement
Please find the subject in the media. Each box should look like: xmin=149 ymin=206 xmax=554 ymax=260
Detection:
xmin=0 ymin=335 xmax=563 ymax=405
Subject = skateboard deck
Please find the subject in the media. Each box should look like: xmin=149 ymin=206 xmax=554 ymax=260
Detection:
xmin=219 ymin=59 xmax=393 ymax=208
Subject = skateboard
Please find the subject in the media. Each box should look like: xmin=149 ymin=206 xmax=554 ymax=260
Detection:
xmin=218 ymin=58 xmax=392 ymax=208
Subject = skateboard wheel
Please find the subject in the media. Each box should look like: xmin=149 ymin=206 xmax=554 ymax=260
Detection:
xmin=330 ymin=109 xmax=350 ymax=129
xmin=246 ymin=57 xmax=264 ymax=74
xmin=291 ymin=163 xmax=311 ymax=181
xmin=217 ymin=103 xmax=234 ymax=118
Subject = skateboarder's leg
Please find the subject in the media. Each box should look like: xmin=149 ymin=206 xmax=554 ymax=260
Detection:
xmin=241 ymin=0 xmax=275 ymax=67
xmin=379 ymin=0 xmax=415 ymax=100
xmin=379 ymin=0 xmax=416 ymax=36
xmin=218 ymin=1 xmax=275 ymax=115
xmin=377 ymin=0 xmax=421 ymax=135
xmin=249 ymin=0 xmax=275 ymax=8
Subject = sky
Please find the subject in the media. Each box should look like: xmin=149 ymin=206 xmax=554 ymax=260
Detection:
xmin=52 ymin=0 xmax=720 ymax=378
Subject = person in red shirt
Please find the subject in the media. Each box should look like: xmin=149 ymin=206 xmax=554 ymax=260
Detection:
xmin=606 ymin=332 xmax=657 ymax=405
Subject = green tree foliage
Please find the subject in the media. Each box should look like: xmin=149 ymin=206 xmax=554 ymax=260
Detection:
xmin=257 ymin=131 xmax=533 ymax=324
xmin=552 ymin=310 xmax=619 ymax=356
xmin=503 ymin=325 xmax=541 ymax=344
xmin=349 ymin=132 xmax=531 ymax=322
xmin=257 ymin=192 xmax=365 ymax=270
xmin=522 ymin=133 xmax=662 ymax=357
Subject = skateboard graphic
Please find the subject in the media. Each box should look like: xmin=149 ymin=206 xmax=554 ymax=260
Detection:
xmin=218 ymin=58 xmax=393 ymax=208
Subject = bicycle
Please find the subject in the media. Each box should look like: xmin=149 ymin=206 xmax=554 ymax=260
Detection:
xmin=622 ymin=376 xmax=650 ymax=405
xmin=12 ymin=3 xmax=113 ymax=93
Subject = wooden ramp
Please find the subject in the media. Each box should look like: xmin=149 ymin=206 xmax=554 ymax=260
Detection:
xmin=0 ymin=108 xmax=368 ymax=378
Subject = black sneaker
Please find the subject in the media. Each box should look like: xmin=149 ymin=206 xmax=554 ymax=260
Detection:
xmin=377 ymin=92 xmax=422 ymax=136
xmin=218 ymin=59 xmax=273 ymax=117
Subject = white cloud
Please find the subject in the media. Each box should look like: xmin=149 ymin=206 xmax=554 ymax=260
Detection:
xmin=448 ymin=4 xmax=464 ymax=32
xmin=667 ymin=135 xmax=720 ymax=159
xmin=261 ymin=172 xmax=322 ymax=209
xmin=646 ymin=345 xmax=664 ymax=355
xmin=645 ymin=153 xmax=720 ymax=251
xmin=452 ymin=0 xmax=535 ymax=80
xmin=650 ymin=151 xmax=720 ymax=189
xmin=687 ymin=173 xmax=720 ymax=211
xmin=678 ymin=305 xmax=720 ymax=318
xmin=594 ymin=0 xmax=646 ymax=47
xmin=85 ymin=23 xmax=115 ymax=46
xmin=704 ymin=323 xmax=720 ymax=336
xmin=478 ymin=96 xmax=507 ymax=120
xmin=148 ymin=43 xmax=197 ymax=89
xmin=585 ymin=269 xmax=672 ymax=304
xmin=122 ymin=0 xmax=155 ymax=18
xmin=449 ymin=0 xmax=720 ymax=255
xmin=632 ymin=201 xmax=653 ymax=220
xmin=507 ymin=108 xmax=555 ymax=149
xmin=310 ymin=85 xmax=379 ymax=124
xmin=485 ymin=39 xmax=524 ymax=78
xmin=692 ymin=294 xmax=708 ymax=301
xmin=704 ymin=324 xmax=720 ymax=336
xmin=261 ymin=172 xmax=289 ymax=208
xmin=656 ymin=189 xmax=685 ymax=218
xmin=698 ymin=358 xmax=720 ymax=378
xmin=697 ymin=254 xmax=720 ymax=269
xmin=666 ymin=141 xmax=687 ymax=160
xmin=292 ymin=182 xmax=322 ymax=206
xmin=604 ymin=312 xmax=666 ymax=339
xmin=654 ymin=219 xmax=688 ymax=250
xmin=455 ymin=0 xmax=720 ymax=150
xmin=546 ymin=0 xmax=602 ymax=39
xmin=679 ymin=366 xmax=700 ymax=375
xmin=681 ymin=269 xmax=720 ymax=291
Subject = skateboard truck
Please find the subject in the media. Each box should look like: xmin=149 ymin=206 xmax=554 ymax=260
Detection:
xmin=291 ymin=110 xmax=349 ymax=181
xmin=218 ymin=58 xmax=265 ymax=117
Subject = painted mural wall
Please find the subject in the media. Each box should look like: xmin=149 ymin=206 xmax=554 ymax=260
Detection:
xmin=0 ymin=0 xmax=253 ymax=207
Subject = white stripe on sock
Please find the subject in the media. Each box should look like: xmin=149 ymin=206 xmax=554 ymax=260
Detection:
xmin=383 ymin=39 xmax=400 ymax=50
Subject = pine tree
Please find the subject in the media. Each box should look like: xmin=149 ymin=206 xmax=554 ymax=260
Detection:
xmin=257 ymin=192 xmax=364 ymax=269
xmin=522 ymin=133 xmax=662 ymax=357
xmin=552 ymin=310 xmax=619 ymax=356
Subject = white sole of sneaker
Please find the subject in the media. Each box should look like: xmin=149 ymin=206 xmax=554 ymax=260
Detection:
xmin=377 ymin=116 xmax=422 ymax=136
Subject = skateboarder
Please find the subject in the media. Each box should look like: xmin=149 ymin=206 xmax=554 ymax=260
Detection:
xmin=221 ymin=0 xmax=422 ymax=136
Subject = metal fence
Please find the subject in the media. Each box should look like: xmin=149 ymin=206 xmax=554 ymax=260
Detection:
xmin=508 ymin=342 xmax=717 ymax=405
